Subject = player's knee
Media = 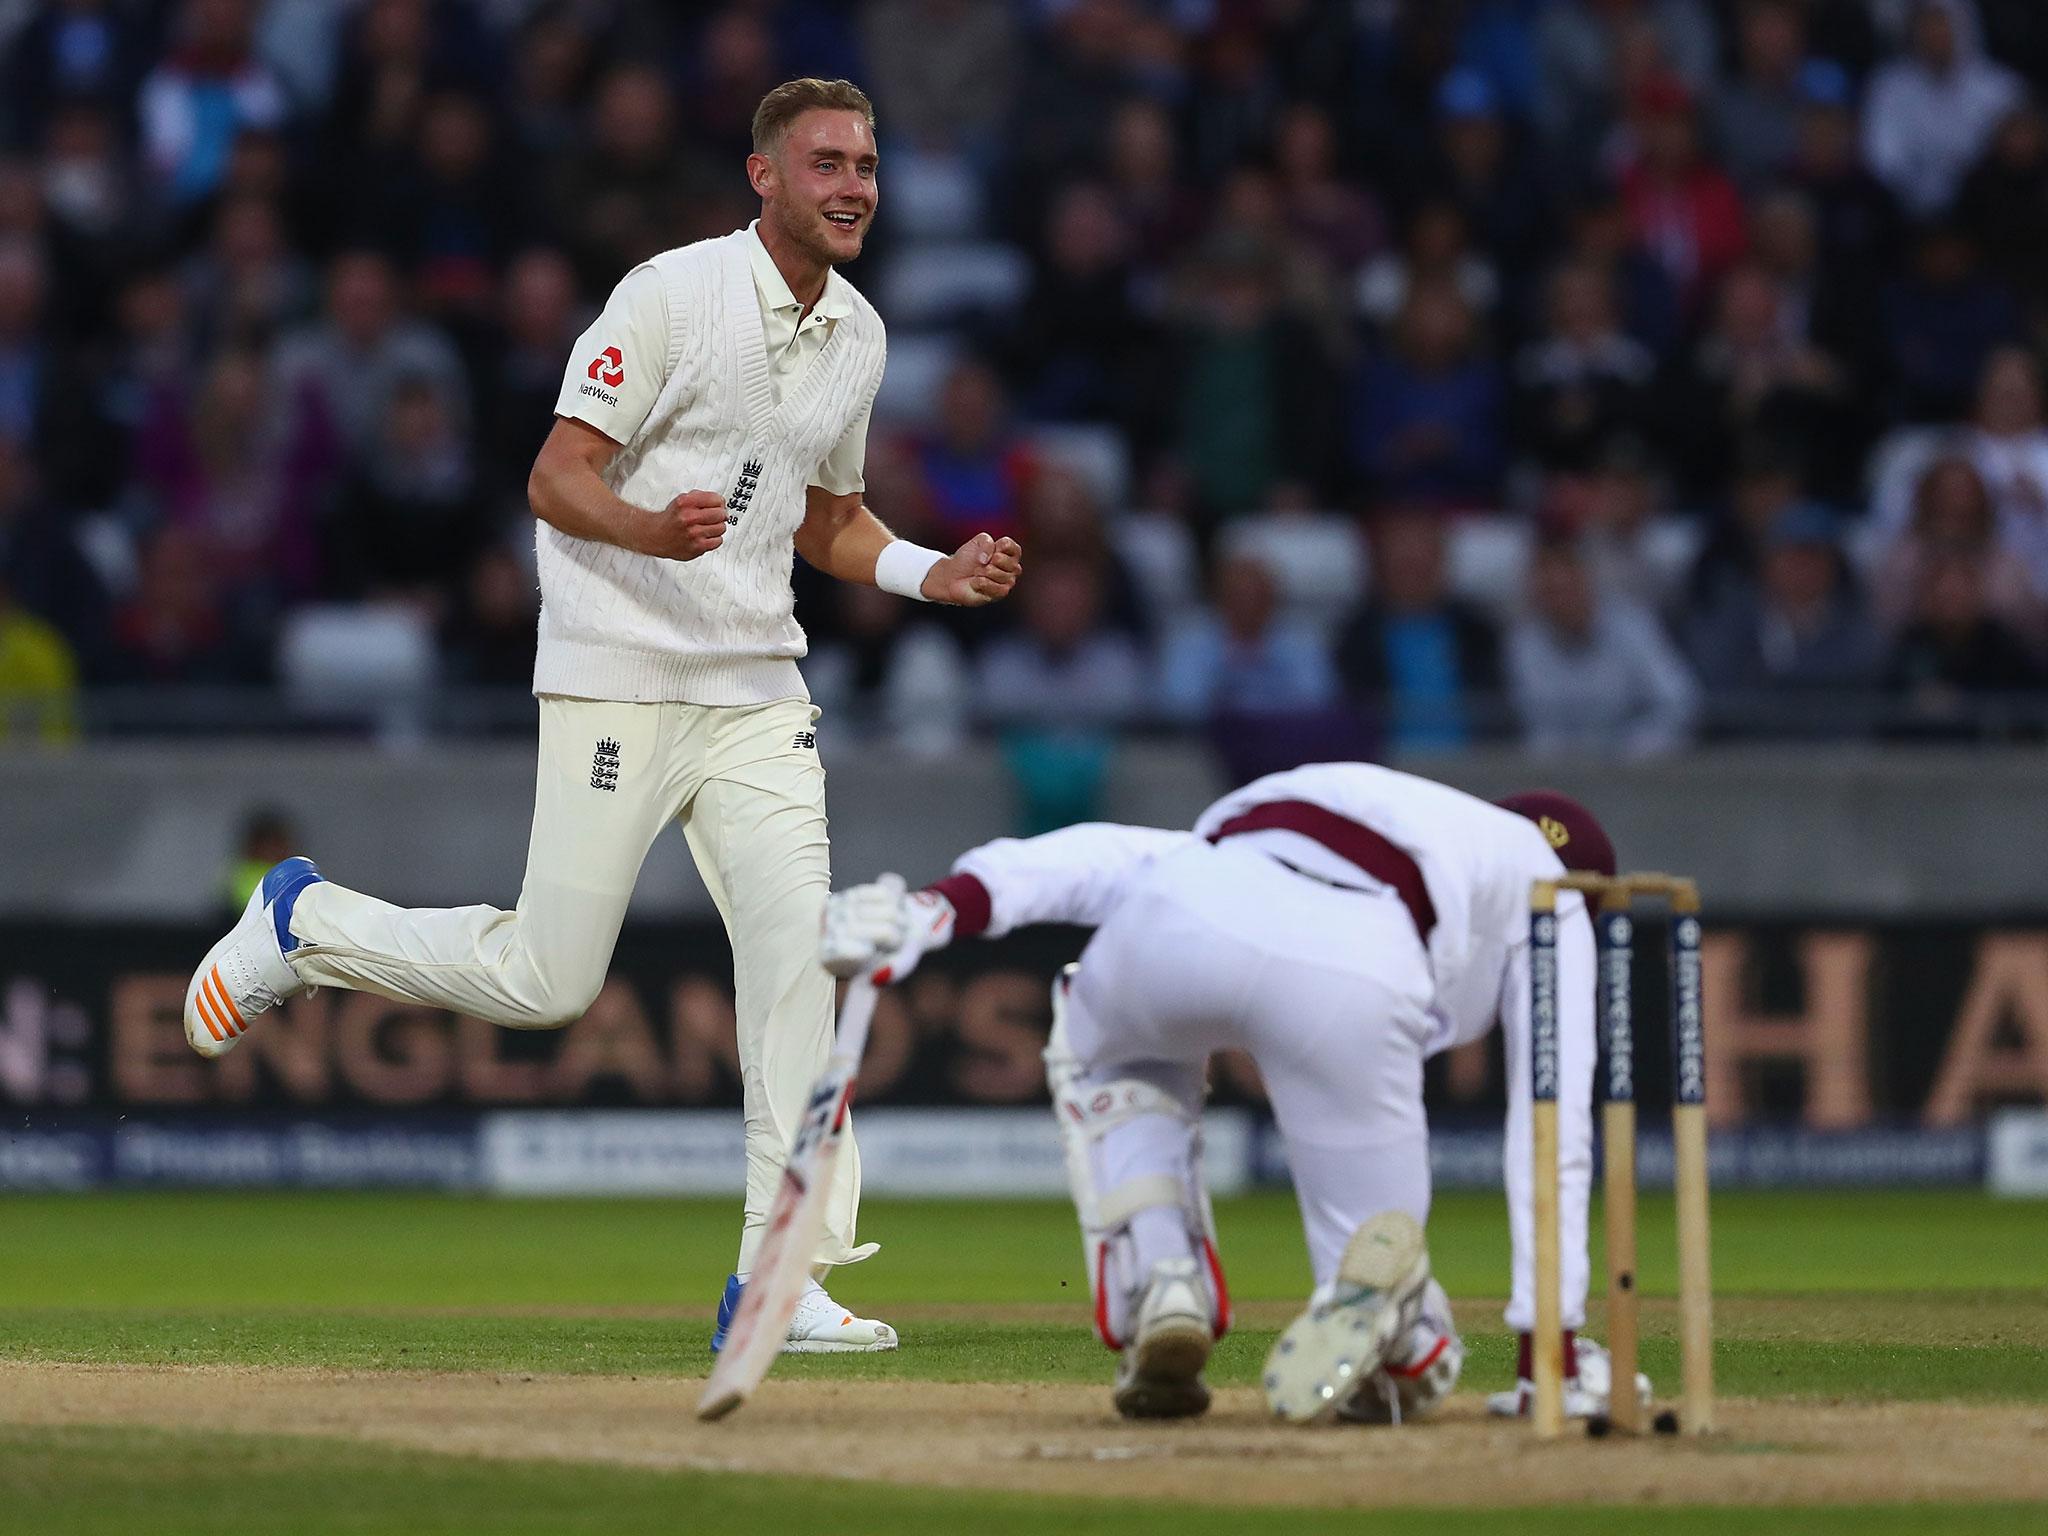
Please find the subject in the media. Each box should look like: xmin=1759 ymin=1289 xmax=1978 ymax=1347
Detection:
xmin=518 ymin=966 xmax=606 ymax=1029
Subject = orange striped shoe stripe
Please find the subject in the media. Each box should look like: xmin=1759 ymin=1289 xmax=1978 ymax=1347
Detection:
xmin=198 ymin=974 xmax=233 ymax=1037
xmin=193 ymin=986 xmax=226 ymax=1042
xmin=208 ymin=968 xmax=246 ymax=1033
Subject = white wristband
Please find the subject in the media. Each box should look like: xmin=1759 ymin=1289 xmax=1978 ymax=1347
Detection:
xmin=874 ymin=539 xmax=945 ymax=601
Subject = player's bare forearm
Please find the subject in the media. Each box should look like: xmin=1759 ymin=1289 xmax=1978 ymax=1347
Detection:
xmin=529 ymin=418 xmax=727 ymax=561
xmin=794 ymin=487 xmax=892 ymax=583
xmin=797 ymin=486 xmax=1023 ymax=606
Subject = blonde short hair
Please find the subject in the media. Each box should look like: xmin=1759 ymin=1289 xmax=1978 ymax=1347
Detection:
xmin=752 ymin=78 xmax=876 ymax=155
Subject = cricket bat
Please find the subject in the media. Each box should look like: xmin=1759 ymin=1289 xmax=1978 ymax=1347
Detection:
xmin=696 ymin=973 xmax=879 ymax=1421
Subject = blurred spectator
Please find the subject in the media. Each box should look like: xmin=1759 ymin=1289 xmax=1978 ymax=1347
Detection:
xmin=861 ymin=0 xmax=1016 ymax=156
xmin=1170 ymin=235 xmax=1337 ymax=522
xmin=1881 ymin=224 xmax=2023 ymax=424
xmin=272 ymin=250 xmax=470 ymax=458
xmin=548 ymin=65 xmax=717 ymax=292
xmin=371 ymin=91 xmax=523 ymax=317
xmin=506 ymin=6 xmax=598 ymax=165
xmin=1104 ymin=99 xmax=1203 ymax=279
xmin=1537 ymin=0 xmax=1721 ymax=177
xmin=1210 ymin=164 xmax=1349 ymax=350
xmin=109 ymin=523 xmax=250 ymax=685
xmin=441 ymin=544 xmax=539 ymax=692
xmin=1617 ymin=75 xmax=1748 ymax=317
xmin=0 ymin=435 xmax=105 ymax=671
xmin=1715 ymin=0 xmax=1811 ymax=196
xmin=1512 ymin=259 xmax=1657 ymax=475
xmin=1357 ymin=200 xmax=1500 ymax=333
xmin=326 ymin=376 xmax=490 ymax=611
xmin=1272 ymin=102 xmax=1385 ymax=274
xmin=682 ymin=7 xmax=782 ymax=166
xmin=976 ymin=554 xmax=1146 ymax=833
xmin=1350 ymin=278 xmax=1504 ymax=506
xmin=1883 ymin=549 xmax=2045 ymax=738
xmin=134 ymin=346 xmax=335 ymax=604
xmin=1506 ymin=533 xmax=1700 ymax=757
xmin=1666 ymin=261 xmax=1854 ymax=498
xmin=0 ymin=571 xmax=78 ymax=742
xmin=911 ymin=359 xmax=1033 ymax=543
xmin=0 ymin=238 xmax=48 ymax=448
xmin=35 ymin=100 xmax=137 ymax=264
xmin=1560 ymin=190 xmax=1681 ymax=359
xmin=53 ymin=266 xmax=192 ymax=512
xmin=802 ymin=580 xmax=972 ymax=757
xmin=1005 ymin=182 xmax=1150 ymax=428
xmin=181 ymin=193 xmax=315 ymax=350
xmin=481 ymin=248 xmax=587 ymax=489
xmin=976 ymin=555 xmax=1144 ymax=727
xmin=1863 ymin=0 xmax=2022 ymax=220
xmin=1687 ymin=501 xmax=1883 ymax=727
xmin=221 ymin=806 xmax=297 ymax=911
xmin=1159 ymin=552 xmax=1337 ymax=722
xmin=1748 ymin=189 xmax=1878 ymax=414
xmin=1686 ymin=443 xmax=1802 ymax=615
xmin=1957 ymin=102 xmax=2048 ymax=315
xmin=1424 ymin=68 xmax=1548 ymax=273
xmin=138 ymin=0 xmax=290 ymax=208
xmin=0 ymin=0 xmax=145 ymax=148
xmin=1964 ymin=346 xmax=2048 ymax=598
xmin=1552 ymin=435 xmax=1685 ymax=614
xmin=1873 ymin=453 xmax=2048 ymax=648
xmin=318 ymin=0 xmax=453 ymax=219
xmin=1014 ymin=466 xmax=1149 ymax=639
xmin=1786 ymin=61 xmax=1905 ymax=299
xmin=1335 ymin=508 xmax=1504 ymax=751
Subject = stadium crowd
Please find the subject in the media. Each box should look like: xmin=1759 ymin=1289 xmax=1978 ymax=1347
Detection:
xmin=2 ymin=0 xmax=2047 ymax=764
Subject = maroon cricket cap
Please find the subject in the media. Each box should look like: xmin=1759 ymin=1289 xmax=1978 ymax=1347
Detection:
xmin=1496 ymin=790 xmax=1616 ymax=878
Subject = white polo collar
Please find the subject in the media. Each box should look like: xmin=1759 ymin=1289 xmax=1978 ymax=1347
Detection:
xmin=747 ymin=220 xmax=853 ymax=322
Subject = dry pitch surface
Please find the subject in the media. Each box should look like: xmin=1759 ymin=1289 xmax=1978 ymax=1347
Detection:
xmin=10 ymin=1363 xmax=2048 ymax=1510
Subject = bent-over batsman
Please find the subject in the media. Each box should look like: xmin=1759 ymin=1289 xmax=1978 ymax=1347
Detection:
xmin=821 ymin=763 xmax=1647 ymax=1420
xmin=181 ymin=78 xmax=1021 ymax=1353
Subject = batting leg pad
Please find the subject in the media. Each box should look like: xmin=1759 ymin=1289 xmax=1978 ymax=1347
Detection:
xmin=1046 ymin=968 xmax=1229 ymax=1351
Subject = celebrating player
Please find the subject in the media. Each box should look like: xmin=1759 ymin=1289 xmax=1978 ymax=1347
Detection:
xmin=181 ymin=78 xmax=1021 ymax=1354
xmin=819 ymin=763 xmax=1648 ymax=1420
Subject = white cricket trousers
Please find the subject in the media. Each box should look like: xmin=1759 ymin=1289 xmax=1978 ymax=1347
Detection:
xmin=1064 ymin=840 xmax=1438 ymax=1296
xmin=287 ymin=695 xmax=862 ymax=1274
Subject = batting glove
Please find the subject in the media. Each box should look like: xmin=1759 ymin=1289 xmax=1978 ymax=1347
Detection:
xmin=820 ymin=873 xmax=909 ymax=979
xmin=868 ymin=887 xmax=957 ymax=986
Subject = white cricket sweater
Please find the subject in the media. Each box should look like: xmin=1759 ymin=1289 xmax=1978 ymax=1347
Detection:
xmin=533 ymin=231 xmax=888 ymax=706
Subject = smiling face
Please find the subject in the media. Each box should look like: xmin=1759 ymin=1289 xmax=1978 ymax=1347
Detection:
xmin=750 ymin=107 xmax=878 ymax=270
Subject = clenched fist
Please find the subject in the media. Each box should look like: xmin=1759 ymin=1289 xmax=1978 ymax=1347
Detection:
xmin=638 ymin=491 xmax=729 ymax=561
xmin=922 ymin=533 xmax=1023 ymax=606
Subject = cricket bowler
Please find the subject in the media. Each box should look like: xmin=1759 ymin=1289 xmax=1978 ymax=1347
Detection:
xmin=181 ymin=78 xmax=1022 ymax=1353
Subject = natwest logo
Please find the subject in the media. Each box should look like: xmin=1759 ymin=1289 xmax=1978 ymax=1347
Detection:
xmin=585 ymin=345 xmax=625 ymax=388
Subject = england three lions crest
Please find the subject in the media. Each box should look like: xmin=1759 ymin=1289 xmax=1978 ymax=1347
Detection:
xmin=726 ymin=457 xmax=763 ymax=527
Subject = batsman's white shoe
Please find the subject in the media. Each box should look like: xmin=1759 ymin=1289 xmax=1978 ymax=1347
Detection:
xmin=1485 ymin=1336 xmax=1652 ymax=1419
xmin=1336 ymin=1278 xmax=1466 ymax=1425
xmin=1264 ymin=1211 xmax=1432 ymax=1425
xmin=1112 ymin=1257 xmax=1215 ymax=1420
xmin=783 ymin=1281 xmax=898 ymax=1354
xmin=184 ymin=857 xmax=323 ymax=1058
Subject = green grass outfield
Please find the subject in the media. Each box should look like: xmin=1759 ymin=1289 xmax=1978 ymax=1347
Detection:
xmin=4 ymin=1189 xmax=2046 ymax=1534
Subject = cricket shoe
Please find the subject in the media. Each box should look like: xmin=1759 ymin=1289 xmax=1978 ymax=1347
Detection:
xmin=1263 ymin=1210 xmax=1432 ymax=1424
xmin=1335 ymin=1278 xmax=1465 ymax=1425
xmin=1112 ymin=1257 xmax=1215 ymax=1420
xmin=184 ymin=856 xmax=323 ymax=1058
xmin=708 ymin=1274 xmax=898 ymax=1354
xmin=1485 ymin=1335 xmax=1652 ymax=1419
xmin=785 ymin=1279 xmax=897 ymax=1353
